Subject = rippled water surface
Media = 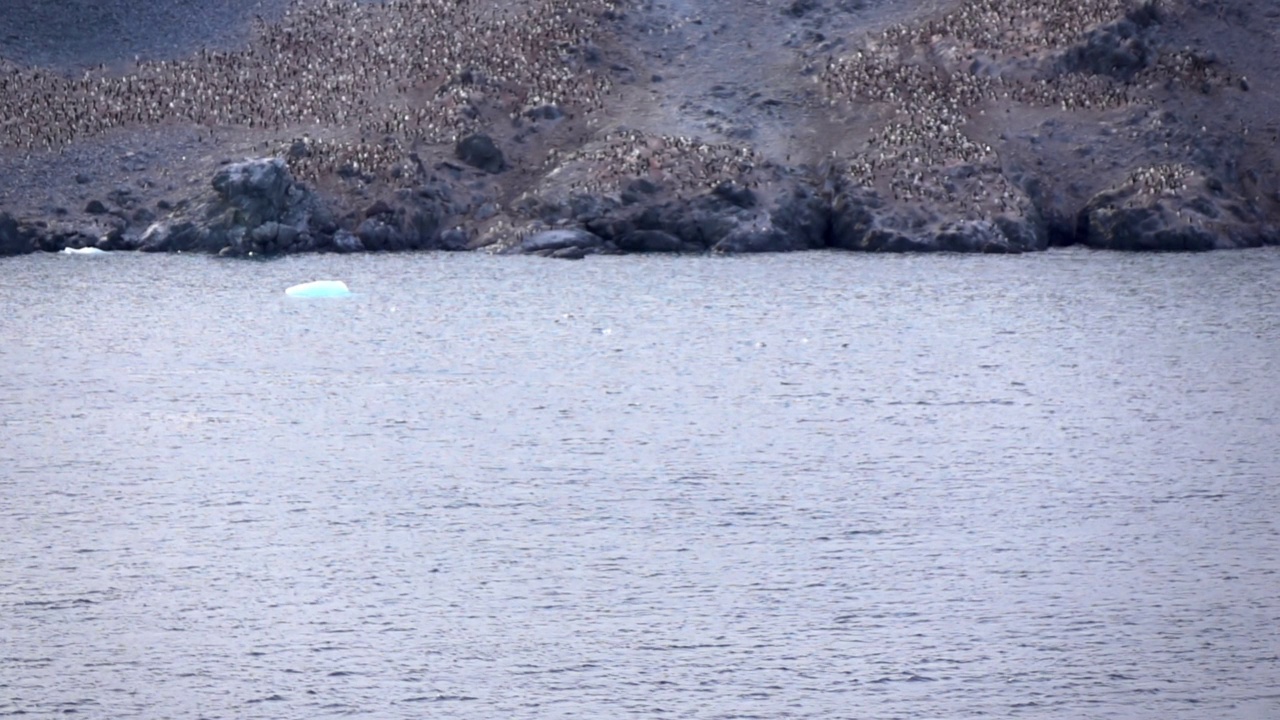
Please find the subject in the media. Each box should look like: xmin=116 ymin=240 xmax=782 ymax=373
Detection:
xmin=2 ymin=249 xmax=1279 ymax=719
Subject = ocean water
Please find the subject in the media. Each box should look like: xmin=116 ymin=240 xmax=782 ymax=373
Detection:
xmin=2 ymin=248 xmax=1278 ymax=719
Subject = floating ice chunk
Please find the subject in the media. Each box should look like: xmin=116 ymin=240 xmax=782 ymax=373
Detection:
xmin=61 ymin=247 xmax=107 ymax=255
xmin=285 ymin=280 xmax=351 ymax=298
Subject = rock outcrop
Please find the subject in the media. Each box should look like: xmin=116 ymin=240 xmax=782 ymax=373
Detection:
xmin=1079 ymin=168 xmax=1280 ymax=251
xmin=828 ymin=184 xmax=1047 ymax=254
xmin=1053 ymin=9 xmax=1157 ymax=81
xmin=138 ymin=158 xmax=332 ymax=255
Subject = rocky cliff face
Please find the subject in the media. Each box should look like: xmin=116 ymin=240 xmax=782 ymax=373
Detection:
xmin=0 ymin=0 xmax=1276 ymax=258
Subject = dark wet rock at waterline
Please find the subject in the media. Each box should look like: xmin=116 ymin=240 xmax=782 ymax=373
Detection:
xmin=0 ymin=212 xmax=37 ymax=256
xmin=617 ymin=229 xmax=694 ymax=253
xmin=829 ymin=186 xmax=1046 ymax=253
xmin=348 ymin=186 xmax=474 ymax=252
xmin=577 ymin=185 xmax=812 ymax=254
xmin=0 ymin=157 xmax=1270 ymax=259
xmin=508 ymin=169 xmax=1054 ymax=256
xmin=0 ymin=212 xmax=129 ymax=254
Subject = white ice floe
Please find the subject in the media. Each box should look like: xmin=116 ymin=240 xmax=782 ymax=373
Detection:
xmin=285 ymin=280 xmax=352 ymax=298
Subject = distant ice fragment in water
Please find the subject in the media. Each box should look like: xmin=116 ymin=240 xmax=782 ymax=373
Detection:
xmin=61 ymin=247 xmax=107 ymax=255
xmin=285 ymin=280 xmax=351 ymax=298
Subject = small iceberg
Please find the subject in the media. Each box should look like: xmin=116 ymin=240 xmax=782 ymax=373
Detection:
xmin=285 ymin=280 xmax=352 ymax=298
xmin=61 ymin=247 xmax=107 ymax=255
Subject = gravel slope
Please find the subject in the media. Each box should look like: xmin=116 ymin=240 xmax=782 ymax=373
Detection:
xmin=0 ymin=0 xmax=298 ymax=71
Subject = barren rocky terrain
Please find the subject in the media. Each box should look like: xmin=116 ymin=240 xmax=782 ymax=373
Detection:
xmin=1 ymin=0 xmax=1276 ymax=257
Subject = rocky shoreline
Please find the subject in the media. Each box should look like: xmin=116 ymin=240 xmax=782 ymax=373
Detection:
xmin=1 ymin=0 xmax=1277 ymax=259
xmin=3 ymin=144 xmax=1274 ymax=259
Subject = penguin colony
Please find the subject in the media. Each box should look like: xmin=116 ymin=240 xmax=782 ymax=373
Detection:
xmin=814 ymin=0 xmax=1207 ymax=217
xmin=0 ymin=0 xmax=616 ymax=178
xmin=0 ymin=0 xmax=1247 ymax=223
xmin=1109 ymin=163 xmax=1207 ymax=228
xmin=1123 ymin=163 xmax=1193 ymax=199
xmin=549 ymin=129 xmax=768 ymax=196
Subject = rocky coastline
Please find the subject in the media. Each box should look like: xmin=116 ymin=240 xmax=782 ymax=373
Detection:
xmin=1 ymin=0 xmax=1277 ymax=259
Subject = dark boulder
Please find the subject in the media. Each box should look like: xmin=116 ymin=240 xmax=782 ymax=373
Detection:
xmin=331 ymin=230 xmax=364 ymax=253
xmin=249 ymin=221 xmax=303 ymax=254
xmin=456 ymin=133 xmax=506 ymax=174
xmin=364 ymin=199 xmax=395 ymax=218
xmin=439 ymin=227 xmax=471 ymax=251
xmin=356 ymin=218 xmax=405 ymax=251
xmin=619 ymin=178 xmax=659 ymax=205
xmin=210 ymin=157 xmax=294 ymax=226
xmin=140 ymin=157 xmax=330 ymax=256
xmin=1055 ymin=16 xmax=1153 ymax=80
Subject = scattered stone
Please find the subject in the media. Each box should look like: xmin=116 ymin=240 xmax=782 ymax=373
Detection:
xmin=85 ymin=199 xmax=108 ymax=215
